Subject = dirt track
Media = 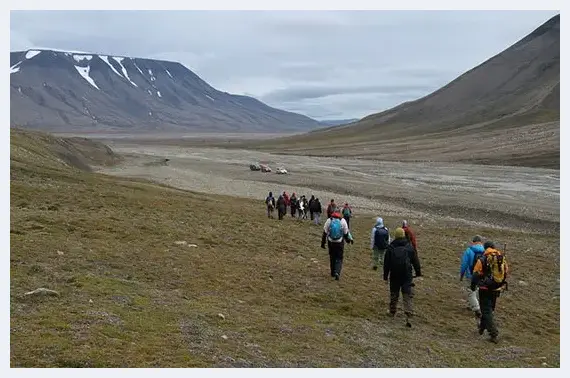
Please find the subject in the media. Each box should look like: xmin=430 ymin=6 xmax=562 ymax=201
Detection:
xmin=99 ymin=143 xmax=559 ymax=234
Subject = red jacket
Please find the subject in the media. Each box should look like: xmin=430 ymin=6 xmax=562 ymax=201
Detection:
xmin=403 ymin=225 xmax=417 ymax=251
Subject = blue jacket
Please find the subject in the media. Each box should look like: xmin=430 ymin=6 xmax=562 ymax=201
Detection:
xmin=460 ymin=243 xmax=485 ymax=279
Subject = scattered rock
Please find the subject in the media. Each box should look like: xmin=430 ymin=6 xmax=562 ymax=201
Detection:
xmin=89 ymin=299 xmax=94 ymax=304
xmin=174 ymin=241 xmax=187 ymax=246
xmin=188 ymin=244 xmax=198 ymax=248
xmin=24 ymin=288 xmax=59 ymax=297
xmin=518 ymin=280 xmax=529 ymax=286
xmin=542 ymin=362 xmax=548 ymax=367
xmin=237 ymin=300 xmax=245 ymax=304
xmin=539 ymin=357 xmax=547 ymax=360
xmin=221 ymin=335 xmax=228 ymax=340
xmin=57 ymin=250 xmax=64 ymax=256
xmin=217 ymin=313 xmax=226 ymax=320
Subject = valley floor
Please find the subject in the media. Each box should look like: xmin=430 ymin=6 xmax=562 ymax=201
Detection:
xmin=101 ymin=143 xmax=559 ymax=234
xmin=10 ymin=132 xmax=560 ymax=367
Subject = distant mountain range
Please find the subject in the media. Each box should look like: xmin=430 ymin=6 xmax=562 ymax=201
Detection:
xmin=10 ymin=49 xmax=323 ymax=133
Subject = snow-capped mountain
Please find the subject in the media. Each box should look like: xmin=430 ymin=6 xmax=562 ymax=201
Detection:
xmin=10 ymin=49 xmax=322 ymax=133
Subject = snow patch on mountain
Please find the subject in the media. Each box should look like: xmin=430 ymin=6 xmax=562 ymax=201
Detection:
xmin=73 ymin=55 xmax=93 ymax=62
xmin=10 ymin=62 xmax=22 ymax=74
xmin=113 ymin=57 xmax=138 ymax=87
xmin=157 ymin=91 xmax=162 ymax=98
xmin=165 ymin=69 xmax=173 ymax=79
xmin=25 ymin=50 xmax=41 ymax=60
xmin=74 ymin=65 xmax=100 ymax=90
xmin=100 ymin=55 xmax=124 ymax=78
xmin=134 ymin=63 xmax=144 ymax=76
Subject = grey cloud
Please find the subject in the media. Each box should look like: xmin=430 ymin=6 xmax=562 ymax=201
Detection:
xmin=261 ymin=84 xmax=435 ymax=103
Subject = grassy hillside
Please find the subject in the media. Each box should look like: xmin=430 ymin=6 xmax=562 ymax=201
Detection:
xmin=10 ymin=129 xmax=560 ymax=367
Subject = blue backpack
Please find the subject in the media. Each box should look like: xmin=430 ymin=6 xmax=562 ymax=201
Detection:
xmin=329 ymin=218 xmax=343 ymax=240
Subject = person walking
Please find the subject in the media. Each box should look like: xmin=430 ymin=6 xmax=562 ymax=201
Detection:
xmin=265 ymin=191 xmax=276 ymax=219
xmin=326 ymin=199 xmax=337 ymax=219
xmin=383 ymin=227 xmax=421 ymax=327
xmin=290 ymin=193 xmax=299 ymax=218
xmin=471 ymin=240 xmax=509 ymax=343
xmin=342 ymin=203 xmax=353 ymax=229
xmin=313 ymin=198 xmax=323 ymax=225
xmin=459 ymin=235 xmax=485 ymax=317
xmin=276 ymin=195 xmax=286 ymax=220
xmin=309 ymin=195 xmax=316 ymax=221
xmin=401 ymin=220 xmax=418 ymax=252
xmin=321 ymin=211 xmax=353 ymax=280
xmin=370 ymin=217 xmax=390 ymax=270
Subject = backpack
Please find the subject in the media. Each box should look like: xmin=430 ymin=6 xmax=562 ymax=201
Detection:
xmin=390 ymin=244 xmax=411 ymax=272
xmin=481 ymin=249 xmax=508 ymax=289
xmin=342 ymin=207 xmax=351 ymax=218
xmin=374 ymin=227 xmax=389 ymax=249
xmin=266 ymin=196 xmax=274 ymax=208
xmin=329 ymin=218 xmax=343 ymax=240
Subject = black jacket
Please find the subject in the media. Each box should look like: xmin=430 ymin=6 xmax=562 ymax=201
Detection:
xmin=383 ymin=238 xmax=421 ymax=282
xmin=276 ymin=196 xmax=286 ymax=210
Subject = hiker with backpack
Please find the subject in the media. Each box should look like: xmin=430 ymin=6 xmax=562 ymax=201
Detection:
xmin=383 ymin=227 xmax=421 ymax=327
xmin=276 ymin=195 xmax=287 ymax=220
xmin=342 ymin=203 xmax=353 ymax=228
xmin=459 ymin=235 xmax=485 ymax=317
xmin=326 ymin=199 xmax=337 ymax=219
xmin=370 ymin=217 xmax=390 ymax=270
xmin=321 ymin=211 xmax=353 ymax=280
xmin=265 ymin=191 xmax=276 ymax=219
xmin=471 ymin=241 xmax=509 ymax=344
xmin=401 ymin=220 xmax=418 ymax=252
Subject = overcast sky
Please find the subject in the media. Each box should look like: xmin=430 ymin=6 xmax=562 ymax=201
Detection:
xmin=10 ymin=10 xmax=558 ymax=120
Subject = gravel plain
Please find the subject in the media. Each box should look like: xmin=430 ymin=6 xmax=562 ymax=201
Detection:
xmin=99 ymin=143 xmax=560 ymax=234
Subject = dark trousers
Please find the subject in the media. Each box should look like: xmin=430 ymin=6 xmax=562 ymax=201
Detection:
xmin=344 ymin=216 xmax=351 ymax=229
xmin=291 ymin=206 xmax=296 ymax=217
xmin=479 ymin=289 xmax=499 ymax=337
xmin=278 ymin=207 xmax=286 ymax=220
xmin=389 ymin=279 xmax=414 ymax=316
xmin=310 ymin=211 xmax=314 ymax=220
xmin=328 ymin=240 xmax=345 ymax=277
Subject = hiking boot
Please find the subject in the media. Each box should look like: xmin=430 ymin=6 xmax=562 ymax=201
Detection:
xmin=406 ymin=321 xmax=412 ymax=328
xmin=334 ymin=273 xmax=340 ymax=281
xmin=387 ymin=310 xmax=396 ymax=318
xmin=478 ymin=328 xmax=485 ymax=335
xmin=475 ymin=310 xmax=482 ymax=319
xmin=372 ymin=266 xmax=378 ymax=271
xmin=489 ymin=336 xmax=499 ymax=344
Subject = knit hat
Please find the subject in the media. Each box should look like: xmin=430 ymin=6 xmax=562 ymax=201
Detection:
xmin=472 ymin=235 xmax=482 ymax=243
xmin=402 ymin=220 xmax=408 ymax=227
xmin=394 ymin=227 xmax=406 ymax=239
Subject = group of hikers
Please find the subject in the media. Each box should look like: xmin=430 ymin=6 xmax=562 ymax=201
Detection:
xmin=264 ymin=190 xmax=510 ymax=343
xmin=265 ymin=191 xmax=353 ymax=227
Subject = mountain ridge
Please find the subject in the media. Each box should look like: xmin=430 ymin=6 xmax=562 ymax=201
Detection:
xmin=10 ymin=48 xmax=322 ymax=133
